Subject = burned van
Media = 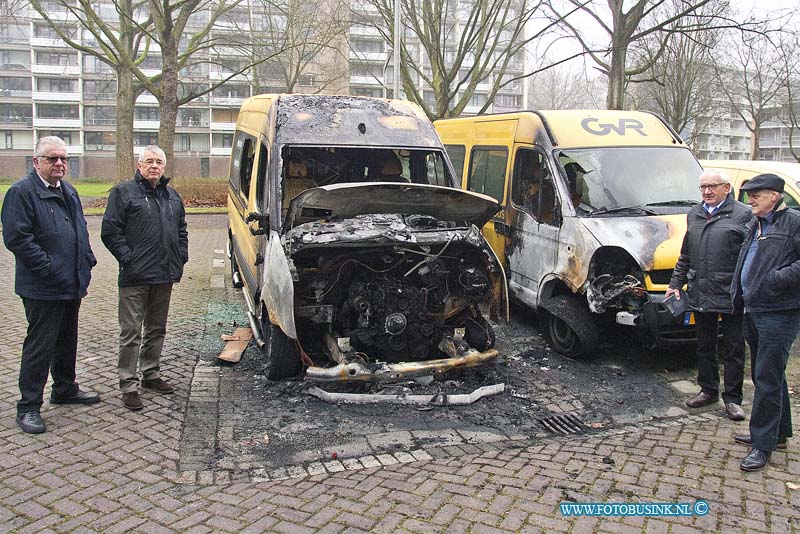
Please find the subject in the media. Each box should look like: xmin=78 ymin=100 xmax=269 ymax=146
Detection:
xmin=227 ymin=94 xmax=508 ymax=381
xmin=435 ymin=111 xmax=703 ymax=358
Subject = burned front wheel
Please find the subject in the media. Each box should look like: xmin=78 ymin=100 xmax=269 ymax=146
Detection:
xmin=262 ymin=319 xmax=302 ymax=380
xmin=540 ymin=295 xmax=599 ymax=358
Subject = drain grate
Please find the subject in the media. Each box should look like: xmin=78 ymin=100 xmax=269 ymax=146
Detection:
xmin=538 ymin=414 xmax=587 ymax=435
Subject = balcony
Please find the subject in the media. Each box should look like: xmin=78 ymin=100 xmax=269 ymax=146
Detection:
xmin=349 ymin=76 xmax=383 ymax=86
xmin=65 ymin=145 xmax=84 ymax=155
xmin=177 ymin=118 xmax=210 ymax=128
xmin=0 ymin=89 xmax=32 ymax=98
xmin=136 ymin=93 xmax=158 ymax=104
xmin=30 ymin=37 xmax=71 ymax=48
xmin=0 ymin=116 xmax=33 ymax=127
xmin=0 ymin=63 xmax=31 ymax=72
xmin=32 ymin=64 xmax=80 ymax=76
xmin=84 ymin=117 xmax=116 ymax=127
xmin=210 ymin=121 xmax=236 ymax=131
xmin=133 ymin=120 xmax=160 ymax=130
xmin=34 ymin=117 xmax=81 ymax=128
xmin=32 ymin=91 xmax=81 ymax=102
xmin=210 ymin=146 xmax=233 ymax=156
xmin=350 ymin=26 xmax=382 ymax=37
xmin=349 ymin=50 xmax=387 ymax=62
xmin=209 ymin=70 xmax=248 ymax=82
xmin=85 ymin=144 xmax=116 ymax=152
xmin=210 ymin=95 xmax=247 ymax=106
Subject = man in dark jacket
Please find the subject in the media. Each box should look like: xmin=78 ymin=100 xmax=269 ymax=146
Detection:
xmin=101 ymin=146 xmax=188 ymax=411
xmin=667 ymin=170 xmax=751 ymax=420
xmin=730 ymin=173 xmax=800 ymax=472
xmin=1 ymin=136 xmax=100 ymax=434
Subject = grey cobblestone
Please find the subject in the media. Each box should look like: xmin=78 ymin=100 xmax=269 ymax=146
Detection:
xmin=0 ymin=215 xmax=798 ymax=533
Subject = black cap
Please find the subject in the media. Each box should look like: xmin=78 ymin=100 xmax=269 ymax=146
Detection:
xmin=740 ymin=173 xmax=784 ymax=193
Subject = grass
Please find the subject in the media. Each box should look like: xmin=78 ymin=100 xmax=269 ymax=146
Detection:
xmin=0 ymin=176 xmax=228 ymax=213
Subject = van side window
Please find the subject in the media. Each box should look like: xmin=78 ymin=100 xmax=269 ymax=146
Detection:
xmin=425 ymin=152 xmax=449 ymax=187
xmin=239 ymin=137 xmax=256 ymax=198
xmin=229 ymin=133 xmax=244 ymax=197
xmin=468 ymin=147 xmax=507 ymax=203
xmin=444 ymin=144 xmax=466 ymax=184
xmin=255 ymin=141 xmax=269 ymax=211
xmin=512 ymin=148 xmax=559 ymax=225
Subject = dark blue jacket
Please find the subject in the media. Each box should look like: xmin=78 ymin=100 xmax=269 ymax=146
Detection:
xmin=732 ymin=204 xmax=800 ymax=313
xmin=1 ymin=170 xmax=96 ymax=300
xmin=101 ymin=171 xmax=188 ymax=287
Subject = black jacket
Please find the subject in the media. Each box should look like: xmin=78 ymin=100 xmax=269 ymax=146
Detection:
xmin=732 ymin=204 xmax=800 ymax=313
xmin=669 ymin=194 xmax=751 ymax=314
xmin=1 ymin=170 xmax=96 ymax=300
xmin=101 ymin=171 xmax=188 ymax=287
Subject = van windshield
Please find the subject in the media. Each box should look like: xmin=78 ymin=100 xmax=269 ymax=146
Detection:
xmin=557 ymin=147 xmax=702 ymax=216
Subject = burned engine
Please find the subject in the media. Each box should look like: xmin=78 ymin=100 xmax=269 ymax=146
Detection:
xmin=294 ymin=240 xmax=496 ymax=364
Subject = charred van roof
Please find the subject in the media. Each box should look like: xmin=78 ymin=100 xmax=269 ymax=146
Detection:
xmin=272 ymin=94 xmax=441 ymax=148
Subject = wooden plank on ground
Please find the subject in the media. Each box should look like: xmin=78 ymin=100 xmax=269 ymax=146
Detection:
xmin=217 ymin=327 xmax=253 ymax=363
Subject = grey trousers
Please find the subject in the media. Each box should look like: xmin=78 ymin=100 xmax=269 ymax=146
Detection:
xmin=118 ymin=284 xmax=173 ymax=393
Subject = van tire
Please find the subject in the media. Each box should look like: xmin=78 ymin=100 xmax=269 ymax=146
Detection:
xmin=540 ymin=295 xmax=599 ymax=358
xmin=263 ymin=320 xmax=302 ymax=380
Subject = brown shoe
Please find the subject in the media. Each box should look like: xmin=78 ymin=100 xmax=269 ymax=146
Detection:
xmin=725 ymin=402 xmax=746 ymax=421
xmin=141 ymin=378 xmax=175 ymax=394
xmin=122 ymin=391 xmax=143 ymax=411
xmin=685 ymin=390 xmax=718 ymax=408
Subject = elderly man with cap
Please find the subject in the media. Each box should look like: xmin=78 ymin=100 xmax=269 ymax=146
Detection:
xmin=731 ymin=173 xmax=800 ymax=471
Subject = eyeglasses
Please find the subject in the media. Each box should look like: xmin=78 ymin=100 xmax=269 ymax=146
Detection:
xmin=142 ymin=159 xmax=166 ymax=166
xmin=39 ymin=155 xmax=69 ymax=164
xmin=698 ymin=183 xmax=726 ymax=191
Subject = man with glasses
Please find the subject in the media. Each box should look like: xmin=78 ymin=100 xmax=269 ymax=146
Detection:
xmin=731 ymin=174 xmax=800 ymax=471
xmin=667 ymin=170 xmax=751 ymax=420
xmin=101 ymin=146 xmax=188 ymax=411
xmin=1 ymin=136 xmax=99 ymax=434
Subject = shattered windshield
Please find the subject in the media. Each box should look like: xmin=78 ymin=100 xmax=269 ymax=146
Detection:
xmin=557 ymin=147 xmax=702 ymax=216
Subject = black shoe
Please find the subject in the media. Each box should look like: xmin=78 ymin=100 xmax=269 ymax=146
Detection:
xmin=724 ymin=403 xmax=746 ymax=421
xmin=740 ymin=448 xmax=770 ymax=471
xmin=141 ymin=378 xmax=175 ymax=394
xmin=16 ymin=412 xmax=46 ymax=434
xmin=734 ymin=433 xmax=787 ymax=450
xmin=50 ymin=390 xmax=101 ymax=405
xmin=685 ymin=390 xmax=718 ymax=408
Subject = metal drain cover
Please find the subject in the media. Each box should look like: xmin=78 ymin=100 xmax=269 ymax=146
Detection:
xmin=538 ymin=414 xmax=587 ymax=435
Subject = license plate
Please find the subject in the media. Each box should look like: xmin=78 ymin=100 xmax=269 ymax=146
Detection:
xmin=684 ymin=312 xmax=695 ymax=326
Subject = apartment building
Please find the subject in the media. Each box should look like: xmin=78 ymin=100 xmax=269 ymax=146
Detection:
xmin=0 ymin=0 xmax=525 ymax=179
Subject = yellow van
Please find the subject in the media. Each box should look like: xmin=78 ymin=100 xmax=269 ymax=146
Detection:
xmin=700 ymin=160 xmax=800 ymax=207
xmin=435 ymin=111 xmax=705 ymax=357
xmin=227 ymin=94 xmax=508 ymax=381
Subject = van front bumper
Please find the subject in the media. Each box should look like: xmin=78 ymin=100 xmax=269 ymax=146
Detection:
xmin=616 ymin=293 xmax=695 ymax=346
xmin=305 ymin=349 xmax=500 ymax=382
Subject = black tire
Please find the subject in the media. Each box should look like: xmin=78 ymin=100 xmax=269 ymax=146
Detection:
xmin=540 ymin=295 xmax=599 ymax=358
xmin=228 ymin=239 xmax=244 ymax=288
xmin=263 ymin=320 xmax=302 ymax=380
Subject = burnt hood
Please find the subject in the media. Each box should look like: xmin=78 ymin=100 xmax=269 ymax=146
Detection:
xmin=284 ymin=183 xmax=501 ymax=231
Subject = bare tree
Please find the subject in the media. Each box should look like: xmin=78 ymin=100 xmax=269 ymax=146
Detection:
xmin=628 ymin=3 xmax=720 ymax=144
xmin=245 ymin=0 xmax=350 ymax=94
xmin=776 ymin=31 xmax=800 ymax=162
xmin=358 ymin=0 xmax=581 ymax=119
xmin=546 ymin=0 xmax=744 ymax=110
xmin=527 ymin=63 xmax=606 ymax=109
xmin=712 ymin=31 xmax=785 ymax=160
xmin=28 ymin=0 xmax=151 ymax=181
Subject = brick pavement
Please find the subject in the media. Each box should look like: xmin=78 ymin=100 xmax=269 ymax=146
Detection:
xmin=0 ymin=214 xmax=798 ymax=533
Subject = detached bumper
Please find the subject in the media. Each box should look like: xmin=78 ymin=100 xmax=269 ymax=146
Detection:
xmin=616 ymin=293 xmax=695 ymax=346
xmin=305 ymin=349 xmax=500 ymax=382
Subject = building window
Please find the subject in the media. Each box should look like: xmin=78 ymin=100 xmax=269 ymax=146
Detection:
xmin=35 ymin=51 xmax=78 ymax=66
xmin=0 ymin=76 xmax=32 ymax=97
xmin=351 ymin=87 xmax=384 ymax=97
xmin=36 ymin=77 xmax=78 ymax=92
xmin=134 ymin=132 xmax=158 ymax=145
xmin=178 ymin=108 xmax=207 ymax=127
xmin=212 ymin=108 xmax=238 ymax=123
xmin=85 ymin=131 xmax=116 ymax=150
xmin=36 ymin=103 xmax=80 ymax=119
xmin=0 ymin=50 xmax=30 ymax=70
xmin=0 ymin=103 xmax=32 ymax=122
xmin=135 ymin=107 xmax=160 ymax=121
xmin=38 ymin=130 xmax=76 ymax=144
xmin=84 ymin=106 xmax=116 ymax=126
xmin=213 ymin=133 xmax=234 ymax=148
xmin=84 ymin=79 xmax=117 ymax=99
xmin=0 ymin=23 xmax=30 ymax=43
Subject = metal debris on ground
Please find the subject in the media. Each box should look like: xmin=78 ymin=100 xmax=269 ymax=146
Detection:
xmin=306 ymin=383 xmax=505 ymax=405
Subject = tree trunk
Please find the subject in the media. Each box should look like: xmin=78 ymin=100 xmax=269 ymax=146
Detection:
xmin=749 ymin=120 xmax=760 ymax=160
xmin=606 ymin=45 xmax=627 ymax=110
xmin=115 ymin=68 xmax=136 ymax=182
xmin=158 ymin=37 xmax=180 ymax=178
